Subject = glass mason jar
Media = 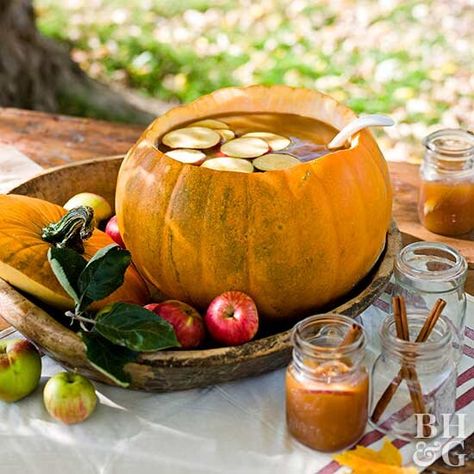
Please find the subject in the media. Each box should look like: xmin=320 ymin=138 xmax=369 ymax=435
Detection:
xmin=393 ymin=242 xmax=467 ymax=355
xmin=286 ymin=314 xmax=368 ymax=452
xmin=370 ymin=312 xmax=457 ymax=440
xmin=418 ymin=128 xmax=474 ymax=236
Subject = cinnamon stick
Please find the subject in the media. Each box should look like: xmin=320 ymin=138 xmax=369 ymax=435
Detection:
xmin=339 ymin=323 xmax=361 ymax=347
xmin=371 ymin=298 xmax=446 ymax=428
xmin=396 ymin=297 xmax=431 ymax=437
xmin=337 ymin=323 xmax=361 ymax=366
xmin=416 ymin=299 xmax=446 ymax=343
xmin=393 ymin=296 xmax=404 ymax=342
xmin=399 ymin=297 xmax=409 ymax=340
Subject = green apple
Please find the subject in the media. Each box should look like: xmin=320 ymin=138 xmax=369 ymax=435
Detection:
xmin=63 ymin=192 xmax=113 ymax=223
xmin=43 ymin=372 xmax=97 ymax=424
xmin=0 ymin=339 xmax=42 ymax=402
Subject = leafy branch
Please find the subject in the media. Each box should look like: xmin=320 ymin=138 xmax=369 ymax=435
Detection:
xmin=48 ymin=244 xmax=179 ymax=387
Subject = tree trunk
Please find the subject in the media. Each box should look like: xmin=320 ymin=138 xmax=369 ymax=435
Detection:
xmin=0 ymin=0 xmax=155 ymax=124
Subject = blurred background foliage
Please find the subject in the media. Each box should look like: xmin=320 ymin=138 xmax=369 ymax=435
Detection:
xmin=35 ymin=0 xmax=473 ymax=162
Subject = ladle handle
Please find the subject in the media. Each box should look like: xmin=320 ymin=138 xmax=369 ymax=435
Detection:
xmin=328 ymin=114 xmax=395 ymax=149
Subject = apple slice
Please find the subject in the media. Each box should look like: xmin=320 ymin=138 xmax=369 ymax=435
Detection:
xmin=242 ymin=131 xmax=290 ymax=151
xmin=165 ymin=149 xmax=206 ymax=164
xmin=313 ymin=361 xmax=351 ymax=378
xmin=162 ymin=127 xmax=221 ymax=149
xmin=221 ymin=137 xmax=269 ymax=158
xmin=187 ymin=119 xmax=230 ymax=130
xmin=201 ymin=157 xmax=254 ymax=173
xmin=217 ymin=129 xmax=235 ymax=142
xmin=253 ymin=153 xmax=300 ymax=171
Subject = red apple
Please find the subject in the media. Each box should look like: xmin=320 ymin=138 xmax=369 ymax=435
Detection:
xmin=105 ymin=215 xmax=126 ymax=248
xmin=0 ymin=339 xmax=42 ymax=402
xmin=145 ymin=300 xmax=205 ymax=349
xmin=43 ymin=372 xmax=97 ymax=424
xmin=205 ymin=291 xmax=259 ymax=346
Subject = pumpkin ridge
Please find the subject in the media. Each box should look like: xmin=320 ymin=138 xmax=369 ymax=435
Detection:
xmin=343 ymin=153 xmax=373 ymax=281
xmin=355 ymin=135 xmax=392 ymax=231
xmin=244 ymin=176 xmax=254 ymax=303
xmin=359 ymin=131 xmax=389 ymax=179
xmin=357 ymin=132 xmax=392 ymax=205
xmin=309 ymin=170 xmax=342 ymax=295
xmin=363 ymin=145 xmax=391 ymax=263
xmin=0 ymin=259 xmax=72 ymax=309
xmin=7 ymin=242 xmax=65 ymax=295
xmin=161 ymin=164 xmax=190 ymax=300
xmin=198 ymin=170 xmax=219 ymax=306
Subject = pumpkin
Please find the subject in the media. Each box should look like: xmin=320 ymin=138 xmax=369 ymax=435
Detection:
xmin=0 ymin=194 xmax=149 ymax=310
xmin=116 ymin=85 xmax=392 ymax=319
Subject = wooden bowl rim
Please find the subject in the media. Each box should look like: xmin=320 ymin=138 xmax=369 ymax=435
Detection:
xmin=5 ymin=155 xmax=125 ymax=194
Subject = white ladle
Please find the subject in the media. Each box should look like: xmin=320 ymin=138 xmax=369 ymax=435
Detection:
xmin=328 ymin=114 xmax=395 ymax=150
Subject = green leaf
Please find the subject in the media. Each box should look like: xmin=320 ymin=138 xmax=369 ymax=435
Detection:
xmin=81 ymin=331 xmax=138 ymax=388
xmin=77 ymin=244 xmax=131 ymax=311
xmin=95 ymin=302 xmax=180 ymax=352
xmin=48 ymin=247 xmax=87 ymax=304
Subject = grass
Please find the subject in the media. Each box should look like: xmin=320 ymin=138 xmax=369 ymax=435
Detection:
xmin=35 ymin=0 xmax=473 ymax=162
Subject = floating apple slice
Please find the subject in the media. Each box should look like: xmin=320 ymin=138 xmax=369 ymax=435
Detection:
xmin=217 ymin=129 xmax=235 ymax=142
xmin=162 ymin=127 xmax=220 ymax=149
xmin=253 ymin=153 xmax=300 ymax=171
xmin=423 ymin=199 xmax=439 ymax=215
xmin=313 ymin=361 xmax=350 ymax=378
xmin=221 ymin=137 xmax=269 ymax=158
xmin=242 ymin=131 xmax=290 ymax=151
xmin=201 ymin=157 xmax=254 ymax=173
xmin=187 ymin=119 xmax=230 ymax=130
xmin=165 ymin=149 xmax=206 ymax=164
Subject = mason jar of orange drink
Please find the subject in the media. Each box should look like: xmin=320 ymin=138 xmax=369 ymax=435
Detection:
xmin=285 ymin=314 xmax=368 ymax=452
xmin=418 ymin=129 xmax=474 ymax=236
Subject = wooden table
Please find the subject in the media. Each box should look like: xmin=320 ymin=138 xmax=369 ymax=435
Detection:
xmin=0 ymin=107 xmax=472 ymax=472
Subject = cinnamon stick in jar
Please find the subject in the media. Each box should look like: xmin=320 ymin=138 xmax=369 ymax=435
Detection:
xmin=371 ymin=298 xmax=446 ymax=435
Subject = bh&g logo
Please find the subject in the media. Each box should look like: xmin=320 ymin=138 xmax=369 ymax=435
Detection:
xmin=412 ymin=414 xmax=466 ymax=468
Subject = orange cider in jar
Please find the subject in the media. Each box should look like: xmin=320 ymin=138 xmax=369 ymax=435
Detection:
xmin=286 ymin=360 xmax=368 ymax=452
xmin=418 ymin=129 xmax=474 ymax=236
xmin=418 ymin=180 xmax=474 ymax=236
xmin=285 ymin=314 xmax=368 ymax=452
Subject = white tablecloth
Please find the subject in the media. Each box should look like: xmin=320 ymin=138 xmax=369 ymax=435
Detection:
xmin=0 ymin=147 xmax=473 ymax=473
xmin=1 ymin=295 xmax=473 ymax=474
xmin=0 ymin=145 xmax=43 ymax=193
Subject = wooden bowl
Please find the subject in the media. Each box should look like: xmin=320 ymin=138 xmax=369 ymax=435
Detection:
xmin=0 ymin=156 xmax=401 ymax=391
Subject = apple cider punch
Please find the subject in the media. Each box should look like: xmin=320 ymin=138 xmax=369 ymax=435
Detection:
xmin=285 ymin=314 xmax=368 ymax=452
xmin=157 ymin=113 xmax=341 ymax=172
xmin=418 ymin=129 xmax=474 ymax=236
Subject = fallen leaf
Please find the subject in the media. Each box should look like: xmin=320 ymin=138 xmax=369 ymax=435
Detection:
xmin=333 ymin=438 xmax=419 ymax=474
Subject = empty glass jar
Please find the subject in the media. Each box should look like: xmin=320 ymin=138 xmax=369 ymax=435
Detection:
xmin=393 ymin=242 xmax=467 ymax=354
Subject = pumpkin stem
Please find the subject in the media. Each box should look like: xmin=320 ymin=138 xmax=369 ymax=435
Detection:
xmin=41 ymin=206 xmax=95 ymax=253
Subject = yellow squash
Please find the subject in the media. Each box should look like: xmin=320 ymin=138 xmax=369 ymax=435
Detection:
xmin=0 ymin=194 xmax=149 ymax=310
